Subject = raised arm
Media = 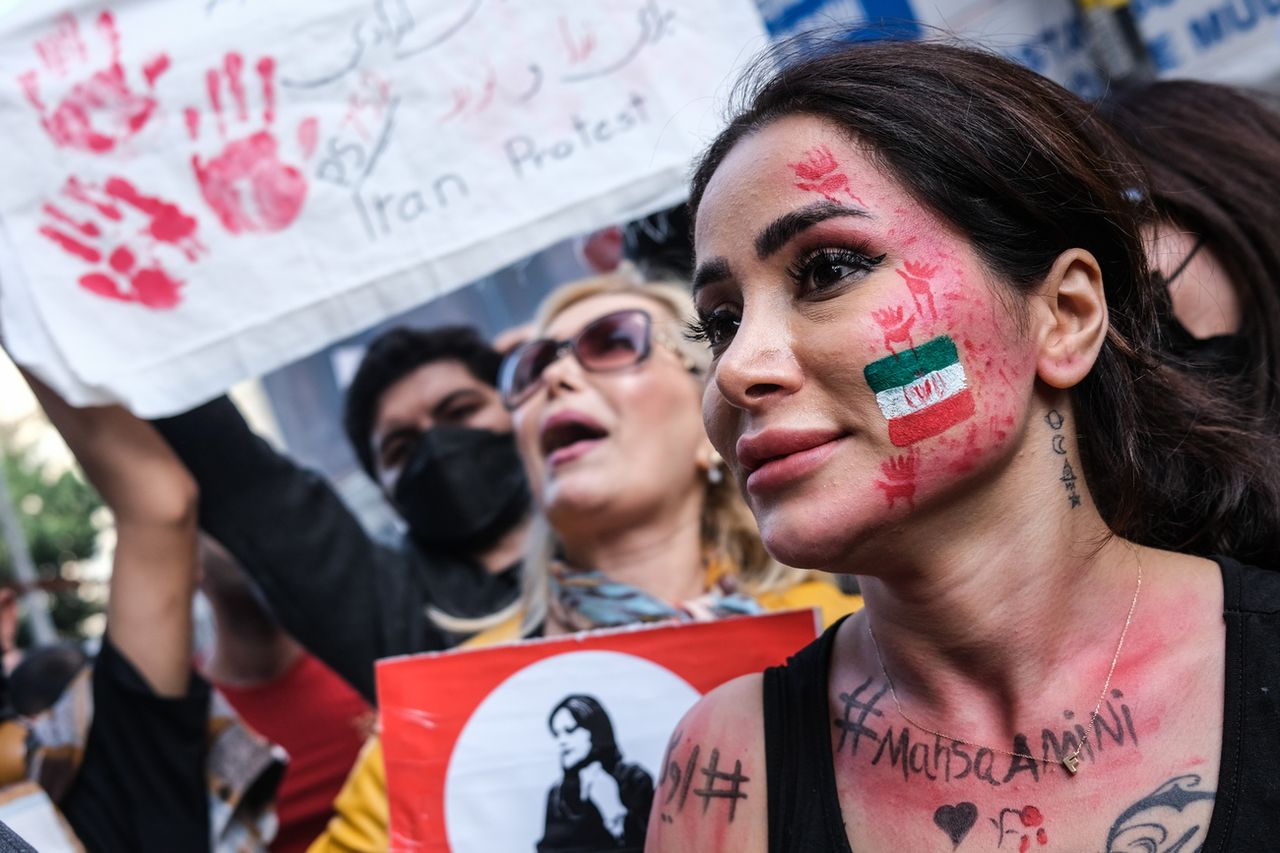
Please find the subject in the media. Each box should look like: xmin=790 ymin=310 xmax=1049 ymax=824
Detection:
xmin=24 ymin=373 xmax=196 ymax=696
xmin=152 ymin=396 xmax=441 ymax=702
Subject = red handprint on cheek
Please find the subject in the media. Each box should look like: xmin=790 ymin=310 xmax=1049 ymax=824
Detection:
xmin=37 ymin=175 xmax=205 ymax=309
xmin=186 ymin=53 xmax=319 ymax=235
xmin=18 ymin=11 xmax=170 ymax=154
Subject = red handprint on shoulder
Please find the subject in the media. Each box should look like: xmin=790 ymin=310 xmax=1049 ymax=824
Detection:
xmin=872 ymin=304 xmax=916 ymax=355
xmin=896 ymin=260 xmax=940 ymax=320
xmin=18 ymin=11 xmax=170 ymax=154
xmin=788 ymin=145 xmax=865 ymax=206
xmin=186 ymin=53 xmax=319 ymax=235
xmin=37 ymin=175 xmax=205 ymax=309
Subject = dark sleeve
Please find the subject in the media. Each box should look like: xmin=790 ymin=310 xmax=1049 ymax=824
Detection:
xmin=152 ymin=397 xmax=443 ymax=702
xmin=61 ymin=637 xmax=211 ymax=853
xmin=0 ymin=821 xmax=37 ymax=853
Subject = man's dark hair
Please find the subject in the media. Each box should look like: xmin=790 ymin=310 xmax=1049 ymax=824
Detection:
xmin=690 ymin=38 xmax=1280 ymax=564
xmin=343 ymin=325 xmax=503 ymax=478
xmin=10 ymin=642 xmax=88 ymax=716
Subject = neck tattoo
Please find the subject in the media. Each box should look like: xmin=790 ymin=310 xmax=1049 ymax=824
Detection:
xmin=866 ymin=558 xmax=1143 ymax=777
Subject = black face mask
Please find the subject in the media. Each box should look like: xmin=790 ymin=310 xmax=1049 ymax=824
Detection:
xmin=392 ymin=426 xmax=531 ymax=554
xmin=1153 ymin=234 xmax=1252 ymax=380
xmin=1164 ymin=317 xmax=1252 ymax=380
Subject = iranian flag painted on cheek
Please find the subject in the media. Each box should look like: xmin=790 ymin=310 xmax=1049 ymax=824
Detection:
xmin=863 ymin=335 xmax=976 ymax=447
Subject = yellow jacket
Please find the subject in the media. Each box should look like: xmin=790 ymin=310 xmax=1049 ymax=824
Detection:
xmin=307 ymin=580 xmax=861 ymax=852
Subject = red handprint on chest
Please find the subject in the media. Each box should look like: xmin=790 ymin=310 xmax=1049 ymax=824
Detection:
xmin=38 ymin=175 xmax=205 ymax=309
xmin=18 ymin=11 xmax=170 ymax=154
xmin=185 ymin=53 xmax=319 ymax=235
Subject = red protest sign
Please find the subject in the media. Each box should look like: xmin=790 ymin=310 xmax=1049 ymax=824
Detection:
xmin=376 ymin=610 xmax=819 ymax=852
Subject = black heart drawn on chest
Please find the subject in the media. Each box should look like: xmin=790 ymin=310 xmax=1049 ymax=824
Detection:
xmin=933 ymin=801 xmax=978 ymax=848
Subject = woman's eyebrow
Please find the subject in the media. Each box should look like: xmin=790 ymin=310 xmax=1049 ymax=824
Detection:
xmin=754 ymin=200 xmax=871 ymax=260
xmin=692 ymin=257 xmax=732 ymax=295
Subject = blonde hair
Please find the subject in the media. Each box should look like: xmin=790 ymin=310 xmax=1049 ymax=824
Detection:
xmin=518 ymin=265 xmax=812 ymax=634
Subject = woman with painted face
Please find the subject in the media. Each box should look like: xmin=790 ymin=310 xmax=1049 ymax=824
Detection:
xmin=1102 ymin=81 xmax=1280 ymax=429
xmin=539 ymin=695 xmax=654 ymax=853
xmin=647 ymin=41 xmax=1280 ymax=853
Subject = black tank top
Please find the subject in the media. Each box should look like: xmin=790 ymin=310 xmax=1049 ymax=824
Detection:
xmin=761 ymin=557 xmax=1280 ymax=853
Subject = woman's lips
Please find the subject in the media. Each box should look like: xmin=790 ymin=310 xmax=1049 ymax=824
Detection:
xmin=547 ymin=437 xmax=605 ymax=468
xmin=736 ymin=429 xmax=846 ymax=495
xmin=540 ymin=409 xmax=608 ymax=468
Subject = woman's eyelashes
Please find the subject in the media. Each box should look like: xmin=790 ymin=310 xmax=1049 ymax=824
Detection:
xmin=685 ymin=310 xmax=739 ymax=353
xmin=786 ymin=247 xmax=886 ymax=297
xmin=687 ymin=247 xmax=885 ymax=355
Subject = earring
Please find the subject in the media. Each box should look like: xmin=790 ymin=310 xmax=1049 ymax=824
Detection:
xmin=707 ymin=451 xmax=724 ymax=485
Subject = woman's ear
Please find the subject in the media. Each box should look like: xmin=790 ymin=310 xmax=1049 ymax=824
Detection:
xmin=1032 ymin=249 xmax=1109 ymax=389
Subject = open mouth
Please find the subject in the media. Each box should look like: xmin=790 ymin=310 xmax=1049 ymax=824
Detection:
xmin=540 ymin=412 xmax=609 ymax=463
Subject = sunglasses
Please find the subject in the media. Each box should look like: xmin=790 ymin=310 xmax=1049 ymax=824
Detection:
xmin=499 ymin=309 xmax=655 ymax=409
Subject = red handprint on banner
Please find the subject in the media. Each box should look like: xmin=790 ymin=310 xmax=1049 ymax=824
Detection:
xmin=37 ymin=175 xmax=205 ymax=309
xmin=18 ymin=11 xmax=170 ymax=154
xmin=186 ymin=53 xmax=319 ymax=235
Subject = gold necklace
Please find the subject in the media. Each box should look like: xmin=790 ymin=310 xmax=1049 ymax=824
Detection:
xmin=865 ymin=559 xmax=1142 ymax=777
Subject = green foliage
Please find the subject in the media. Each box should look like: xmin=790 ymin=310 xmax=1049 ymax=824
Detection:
xmin=0 ymin=434 xmax=104 ymax=640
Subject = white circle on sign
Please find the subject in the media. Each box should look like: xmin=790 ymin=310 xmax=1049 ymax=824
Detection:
xmin=444 ymin=650 xmax=700 ymax=853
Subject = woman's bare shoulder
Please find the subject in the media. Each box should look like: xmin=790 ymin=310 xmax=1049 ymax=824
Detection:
xmin=645 ymin=673 xmax=768 ymax=853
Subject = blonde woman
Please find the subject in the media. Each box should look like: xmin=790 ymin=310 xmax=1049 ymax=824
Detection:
xmin=310 ymin=269 xmax=860 ymax=852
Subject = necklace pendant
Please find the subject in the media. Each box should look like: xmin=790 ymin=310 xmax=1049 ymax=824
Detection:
xmin=1062 ymin=753 xmax=1081 ymax=776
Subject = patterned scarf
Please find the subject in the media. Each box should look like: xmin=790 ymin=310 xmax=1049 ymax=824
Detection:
xmin=547 ymin=558 xmax=763 ymax=632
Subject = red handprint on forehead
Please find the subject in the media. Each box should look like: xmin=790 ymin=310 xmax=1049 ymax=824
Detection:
xmin=789 ymin=144 xmax=866 ymax=206
xmin=186 ymin=52 xmax=319 ymax=235
xmin=38 ymin=175 xmax=205 ymax=309
xmin=18 ymin=11 xmax=170 ymax=154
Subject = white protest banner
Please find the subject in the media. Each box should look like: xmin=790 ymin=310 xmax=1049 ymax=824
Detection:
xmin=0 ymin=0 xmax=769 ymax=416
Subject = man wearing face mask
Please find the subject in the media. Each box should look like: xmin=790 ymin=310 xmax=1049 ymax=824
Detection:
xmin=153 ymin=326 xmax=531 ymax=704
xmin=1103 ymin=80 xmax=1280 ymax=428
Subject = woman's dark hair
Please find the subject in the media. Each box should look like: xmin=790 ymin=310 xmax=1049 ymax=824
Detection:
xmin=548 ymin=694 xmax=622 ymax=773
xmin=689 ymin=40 xmax=1280 ymax=564
xmin=342 ymin=325 xmax=503 ymax=478
xmin=1103 ymin=79 xmax=1280 ymax=424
